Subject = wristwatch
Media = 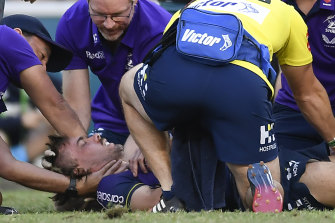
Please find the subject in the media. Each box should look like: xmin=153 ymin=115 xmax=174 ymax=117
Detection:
xmin=65 ymin=177 xmax=78 ymax=197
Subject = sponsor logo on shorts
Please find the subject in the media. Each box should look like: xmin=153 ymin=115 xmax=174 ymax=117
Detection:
xmin=287 ymin=197 xmax=315 ymax=211
xmin=137 ymin=64 xmax=149 ymax=100
xmin=86 ymin=51 xmax=105 ymax=60
xmin=97 ymin=191 xmax=124 ymax=204
xmin=285 ymin=160 xmax=300 ymax=181
xmin=259 ymin=123 xmax=276 ymax=152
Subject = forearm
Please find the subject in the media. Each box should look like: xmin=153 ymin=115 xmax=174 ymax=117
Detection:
xmin=0 ymin=137 xmax=68 ymax=193
xmin=282 ymin=63 xmax=335 ymax=142
xmin=3 ymin=160 xmax=69 ymax=193
xmin=295 ymin=81 xmax=335 ymax=142
xmin=62 ymin=69 xmax=91 ymax=131
xmin=39 ymin=96 xmax=86 ymax=137
xmin=2 ymin=158 xmax=98 ymax=195
xmin=20 ymin=66 xmax=86 ymax=137
xmin=64 ymin=101 xmax=91 ymax=131
xmin=0 ymin=141 xmax=113 ymax=196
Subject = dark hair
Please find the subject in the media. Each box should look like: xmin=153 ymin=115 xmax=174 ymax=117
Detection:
xmin=44 ymin=135 xmax=90 ymax=179
xmin=46 ymin=135 xmax=99 ymax=211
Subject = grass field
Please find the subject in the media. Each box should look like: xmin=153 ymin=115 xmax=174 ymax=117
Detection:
xmin=1 ymin=180 xmax=335 ymax=223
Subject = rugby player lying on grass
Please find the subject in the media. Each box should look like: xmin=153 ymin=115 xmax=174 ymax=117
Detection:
xmin=43 ymin=133 xmax=162 ymax=211
xmin=44 ymin=132 xmax=335 ymax=212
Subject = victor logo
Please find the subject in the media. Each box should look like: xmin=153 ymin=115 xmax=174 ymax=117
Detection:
xmin=181 ymin=29 xmax=234 ymax=52
xmin=182 ymin=29 xmax=222 ymax=46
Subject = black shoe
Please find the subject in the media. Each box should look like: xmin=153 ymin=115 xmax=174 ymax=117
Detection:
xmin=152 ymin=196 xmax=185 ymax=213
xmin=247 ymin=161 xmax=283 ymax=213
xmin=0 ymin=206 xmax=19 ymax=215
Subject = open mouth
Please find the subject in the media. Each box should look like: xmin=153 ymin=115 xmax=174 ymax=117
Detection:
xmin=100 ymin=137 xmax=124 ymax=151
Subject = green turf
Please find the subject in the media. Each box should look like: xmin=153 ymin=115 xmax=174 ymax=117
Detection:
xmin=2 ymin=188 xmax=335 ymax=223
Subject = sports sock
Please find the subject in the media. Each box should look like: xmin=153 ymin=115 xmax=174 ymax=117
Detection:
xmin=162 ymin=190 xmax=174 ymax=201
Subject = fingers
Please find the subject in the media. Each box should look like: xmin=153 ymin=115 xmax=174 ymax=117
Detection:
xmin=44 ymin=150 xmax=56 ymax=157
xmin=41 ymin=149 xmax=56 ymax=169
xmin=41 ymin=159 xmax=52 ymax=169
xmin=139 ymin=159 xmax=148 ymax=174
xmin=114 ymin=161 xmax=129 ymax=174
xmin=98 ymin=160 xmax=118 ymax=176
xmin=129 ymin=159 xmax=138 ymax=177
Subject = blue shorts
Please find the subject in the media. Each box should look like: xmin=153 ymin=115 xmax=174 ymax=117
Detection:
xmin=134 ymin=46 xmax=276 ymax=164
xmin=171 ymin=125 xmax=229 ymax=211
xmin=273 ymin=103 xmax=324 ymax=151
xmin=96 ymin=170 xmax=159 ymax=209
xmin=279 ymin=143 xmax=331 ymax=210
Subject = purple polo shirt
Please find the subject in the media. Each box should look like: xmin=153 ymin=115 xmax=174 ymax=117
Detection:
xmin=0 ymin=25 xmax=41 ymax=113
xmin=275 ymin=0 xmax=335 ymax=112
xmin=56 ymin=0 xmax=171 ymax=134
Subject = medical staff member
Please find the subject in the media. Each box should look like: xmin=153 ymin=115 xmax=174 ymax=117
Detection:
xmin=119 ymin=0 xmax=335 ymax=213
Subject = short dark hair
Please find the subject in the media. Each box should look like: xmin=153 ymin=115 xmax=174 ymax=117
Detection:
xmin=44 ymin=135 xmax=90 ymax=179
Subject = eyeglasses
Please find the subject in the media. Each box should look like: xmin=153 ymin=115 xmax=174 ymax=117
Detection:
xmin=89 ymin=1 xmax=134 ymax=23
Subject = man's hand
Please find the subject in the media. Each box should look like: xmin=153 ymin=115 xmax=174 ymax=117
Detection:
xmin=76 ymin=160 xmax=128 ymax=195
xmin=129 ymin=148 xmax=149 ymax=177
xmin=41 ymin=149 xmax=55 ymax=169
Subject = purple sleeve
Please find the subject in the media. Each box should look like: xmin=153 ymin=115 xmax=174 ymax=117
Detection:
xmin=0 ymin=26 xmax=41 ymax=87
xmin=138 ymin=170 xmax=159 ymax=186
xmin=55 ymin=14 xmax=88 ymax=70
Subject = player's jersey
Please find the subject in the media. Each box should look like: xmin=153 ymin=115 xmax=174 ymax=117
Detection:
xmin=166 ymin=0 xmax=312 ymax=93
xmin=276 ymin=0 xmax=335 ymax=112
xmin=96 ymin=170 xmax=159 ymax=209
xmin=56 ymin=0 xmax=171 ymax=134
xmin=0 ymin=25 xmax=41 ymax=113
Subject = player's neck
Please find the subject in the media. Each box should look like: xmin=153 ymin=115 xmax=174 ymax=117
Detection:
xmin=296 ymin=0 xmax=317 ymax=15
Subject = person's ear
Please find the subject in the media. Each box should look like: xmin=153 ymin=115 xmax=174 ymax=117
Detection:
xmin=13 ymin=28 xmax=23 ymax=36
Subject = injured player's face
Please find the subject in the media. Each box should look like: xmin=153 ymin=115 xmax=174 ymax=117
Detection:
xmin=60 ymin=133 xmax=125 ymax=173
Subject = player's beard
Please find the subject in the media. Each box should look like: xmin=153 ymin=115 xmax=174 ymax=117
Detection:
xmin=111 ymin=144 xmax=124 ymax=160
xmin=98 ymin=23 xmax=127 ymax=42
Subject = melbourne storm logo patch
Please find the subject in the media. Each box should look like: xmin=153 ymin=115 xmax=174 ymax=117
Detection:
xmin=322 ymin=15 xmax=335 ymax=47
